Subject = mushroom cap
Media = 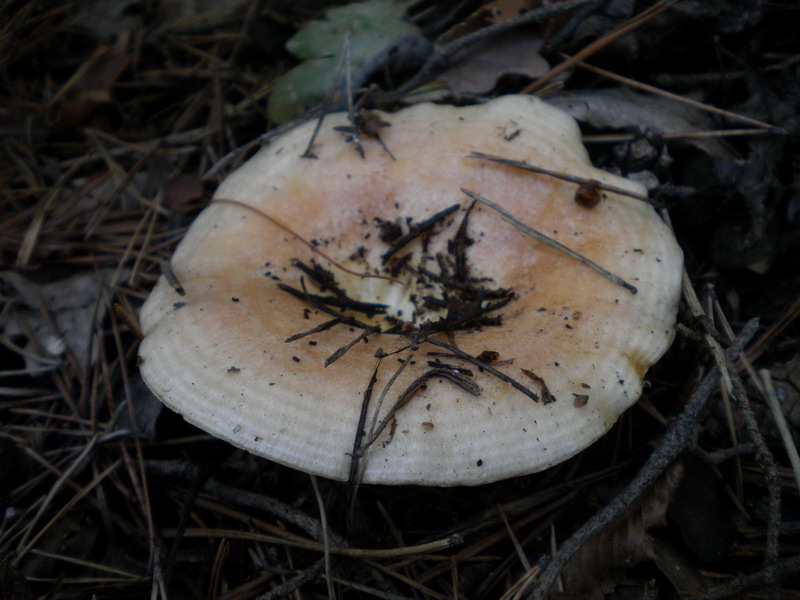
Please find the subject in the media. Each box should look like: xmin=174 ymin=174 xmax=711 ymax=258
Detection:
xmin=139 ymin=95 xmax=682 ymax=486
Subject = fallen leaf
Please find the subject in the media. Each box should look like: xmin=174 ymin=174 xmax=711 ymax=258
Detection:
xmin=438 ymin=30 xmax=549 ymax=94
xmin=546 ymin=88 xmax=729 ymax=158
xmin=1 ymin=269 xmax=129 ymax=372
xmin=267 ymin=0 xmax=427 ymax=123
xmin=668 ymin=454 xmax=733 ymax=563
xmin=559 ymin=463 xmax=706 ymax=597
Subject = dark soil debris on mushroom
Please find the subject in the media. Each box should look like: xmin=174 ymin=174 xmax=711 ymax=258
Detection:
xmin=281 ymin=200 xmax=515 ymax=337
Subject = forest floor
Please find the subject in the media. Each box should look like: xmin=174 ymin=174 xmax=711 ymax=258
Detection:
xmin=1 ymin=1 xmax=799 ymax=599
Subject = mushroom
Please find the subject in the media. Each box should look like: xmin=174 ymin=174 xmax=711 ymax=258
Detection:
xmin=138 ymin=95 xmax=682 ymax=486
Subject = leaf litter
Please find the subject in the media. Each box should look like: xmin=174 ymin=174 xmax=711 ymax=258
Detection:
xmin=1 ymin=1 xmax=800 ymax=599
xmin=1 ymin=268 xmax=130 ymax=372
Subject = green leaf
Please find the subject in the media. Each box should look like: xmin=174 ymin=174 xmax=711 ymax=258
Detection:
xmin=267 ymin=59 xmax=333 ymax=125
xmin=267 ymin=0 xmax=422 ymax=124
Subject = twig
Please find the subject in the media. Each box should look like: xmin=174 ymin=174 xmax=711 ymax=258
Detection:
xmin=743 ymin=292 xmax=800 ymax=366
xmin=423 ymin=337 xmax=539 ymax=402
xmin=527 ymin=318 xmax=759 ymax=599
xmin=727 ymin=366 xmax=781 ymax=596
xmin=498 ymin=503 xmax=531 ymax=571
xmin=359 ymin=352 xmax=414 ymax=468
xmin=348 ymin=357 xmax=381 ymax=500
xmin=387 ymin=0 xmax=596 ymax=100
xmin=206 ymin=115 xmax=314 ymax=180
xmin=15 ymin=458 xmax=121 ymax=564
xmin=302 ymin=29 xmax=353 ymax=158
xmin=709 ymin=290 xmax=781 ymax=594
xmin=310 ymin=475 xmax=336 ymax=600
xmin=168 ymin=527 xmax=462 ymax=559
xmin=380 ymin=204 xmax=460 ymax=261
xmin=523 ymin=0 xmax=679 ymax=94
xmin=278 ymin=283 xmax=375 ymax=331
xmin=341 ymin=28 xmax=364 ymax=158
xmin=208 ymin=539 xmax=230 ymax=600
xmin=693 ymin=554 xmax=800 ymax=600
xmin=160 ymin=261 xmax=185 ymax=296
xmin=761 ymin=369 xmax=800 ymax=493
xmin=255 ymin=559 xmax=326 ymax=600
xmin=14 ymin=438 xmax=98 ymax=560
xmin=690 ymin=444 xmax=756 ymax=465
xmin=583 ymin=128 xmax=783 ymax=142
xmin=284 ymin=318 xmax=340 ymax=343
xmin=362 ymin=366 xmax=481 ymax=451
xmin=145 ymin=460 xmax=344 ymax=546
xmin=330 ymin=575 xmax=434 ymax=600
xmin=296 ymin=292 xmax=386 ymax=317
xmin=569 ymin=57 xmax=784 ymax=133
xmin=113 ymin=302 xmax=143 ymax=340
xmin=461 ymin=188 xmax=638 ymax=294
xmin=164 ymin=462 xmax=216 ymax=588
xmin=468 ymin=152 xmax=652 ymax=204
xmin=362 ymin=558 xmax=451 ymax=600
xmin=213 ymin=198 xmax=399 ymax=284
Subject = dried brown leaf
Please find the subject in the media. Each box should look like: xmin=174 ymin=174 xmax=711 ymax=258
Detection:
xmin=559 ymin=463 xmax=689 ymax=598
xmin=547 ymin=88 xmax=731 ymax=158
xmin=438 ymin=30 xmax=549 ymax=94
xmin=1 ymin=269 xmax=129 ymax=371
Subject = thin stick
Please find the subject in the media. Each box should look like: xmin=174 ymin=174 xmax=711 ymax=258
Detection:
xmin=213 ymin=198 xmax=399 ymax=284
xmin=301 ymin=29 xmax=353 ymax=158
xmin=523 ymin=0 xmax=679 ymax=95
xmin=325 ymin=327 xmax=377 ymax=367
xmin=293 ymin=291 xmax=387 ymax=316
xmin=711 ymin=288 xmax=783 ymax=582
xmin=528 ymin=318 xmax=759 ymax=599
xmin=762 ymin=385 xmax=794 ymax=483
xmin=284 ymin=318 xmax=340 ymax=343
xmin=461 ymin=188 xmax=638 ymax=295
xmin=362 ymin=353 xmax=414 ymax=460
xmin=146 ymin=460 xmax=337 ymax=543
xmin=363 ymin=367 xmax=481 ymax=450
xmin=583 ymin=128 xmax=779 ymax=142
xmin=570 ymin=57 xmax=783 ymax=132
xmin=342 ymin=28 xmax=366 ymax=158
xmin=15 ymin=439 xmax=98 ymax=558
xmin=468 ymin=151 xmax=652 ymax=204
xmin=160 ymin=261 xmax=185 ymax=296
xmin=347 ymin=357 xmax=381 ymax=519
xmin=114 ymin=302 xmax=143 ymax=340
xmin=310 ymin=475 xmax=336 ymax=600
xmin=691 ymin=553 xmax=800 ymax=600
xmin=278 ymin=283 xmax=375 ymax=331
xmin=168 ymin=527 xmax=461 ymax=559
xmin=387 ymin=0 xmax=595 ymax=100
xmin=381 ymin=204 xmax=461 ymax=261
xmin=423 ymin=337 xmax=539 ymax=402
xmin=498 ymin=503 xmax=531 ymax=571
xmin=16 ymin=458 xmax=121 ymax=563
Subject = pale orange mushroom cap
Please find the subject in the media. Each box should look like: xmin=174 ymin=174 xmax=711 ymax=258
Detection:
xmin=139 ymin=95 xmax=682 ymax=486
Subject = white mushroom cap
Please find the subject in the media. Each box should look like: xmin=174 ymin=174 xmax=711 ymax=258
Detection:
xmin=139 ymin=95 xmax=682 ymax=486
